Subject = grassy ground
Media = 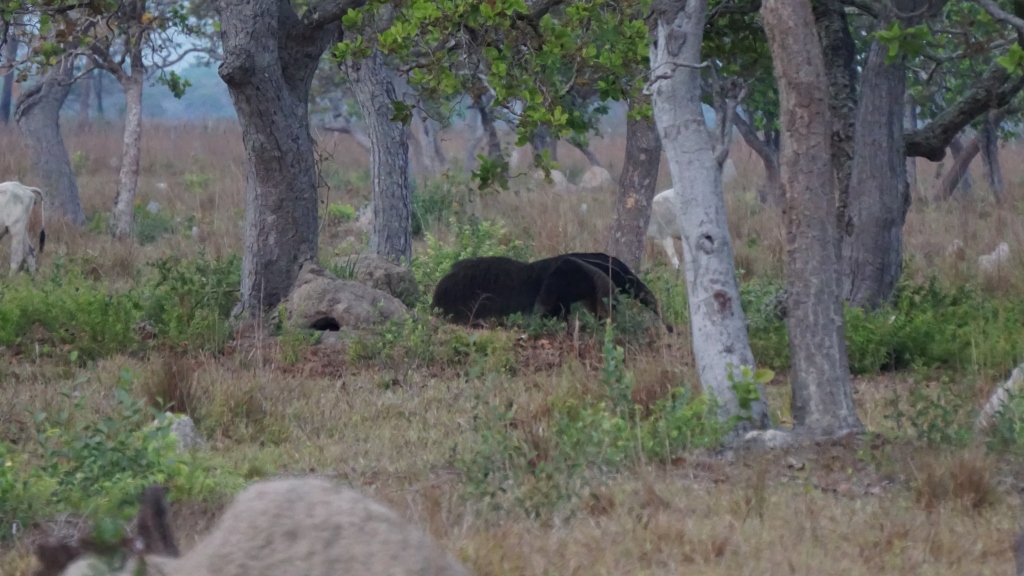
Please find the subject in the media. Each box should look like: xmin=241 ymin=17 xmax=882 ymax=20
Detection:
xmin=1 ymin=120 xmax=1024 ymax=576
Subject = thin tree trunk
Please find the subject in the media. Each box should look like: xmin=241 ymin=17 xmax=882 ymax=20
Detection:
xmin=763 ymin=0 xmax=863 ymax=438
xmin=346 ymin=48 xmax=412 ymax=265
xmin=111 ymin=74 xmax=144 ymax=238
xmin=531 ymin=126 xmax=557 ymax=163
xmin=981 ymin=111 xmax=1004 ymax=200
xmin=606 ymin=96 xmax=661 ymax=271
xmin=732 ymin=110 xmax=781 ymax=206
xmin=948 ymin=135 xmax=974 ymax=196
xmin=569 ymin=138 xmax=602 ymax=167
xmin=905 ymin=93 xmax=917 ymax=199
xmin=78 ymin=67 xmax=92 ymax=129
xmin=94 ymin=70 xmax=104 ymax=117
xmin=649 ymin=0 xmax=769 ymax=432
xmin=842 ymin=8 xmax=912 ymax=310
xmin=14 ymin=55 xmax=86 ymax=225
xmin=811 ymin=0 xmax=858 ymax=243
xmin=939 ymin=136 xmax=981 ymax=199
xmin=216 ymin=0 xmax=341 ymax=317
xmin=1 ymin=25 xmax=17 ymax=125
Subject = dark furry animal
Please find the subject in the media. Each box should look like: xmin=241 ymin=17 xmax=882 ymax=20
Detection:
xmin=431 ymin=255 xmax=617 ymax=326
xmin=431 ymin=252 xmax=673 ymax=332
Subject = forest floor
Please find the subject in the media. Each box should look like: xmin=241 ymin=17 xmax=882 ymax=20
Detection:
xmin=1 ymin=122 xmax=1024 ymax=575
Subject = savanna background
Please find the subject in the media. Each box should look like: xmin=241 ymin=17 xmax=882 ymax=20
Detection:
xmin=2 ymin=95 xmax=1024 ymax=575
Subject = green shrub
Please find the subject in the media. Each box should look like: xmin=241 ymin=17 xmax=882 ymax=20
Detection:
xmin=412 ymin=217 xmax=531 ymax=296
xmin=0 ymin=265 xmax=141 ymax=360
xmin=1 ymin=370 xmax=243 ymax=542
xmin=134 ymin=203 xmax=177 ymax=245
xmin=141 ymin=251 xmax=241 ymax=352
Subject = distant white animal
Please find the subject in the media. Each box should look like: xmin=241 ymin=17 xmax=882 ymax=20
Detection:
xmin=35 ymin=477 xmax=471 ymax=576
xmin=978 ymin=241 xmax=1011 ymax=274
xmin=0 ymin=181 xmax=46 ymax=276
xmin=647 ymin=187 xmax=682 ymax=269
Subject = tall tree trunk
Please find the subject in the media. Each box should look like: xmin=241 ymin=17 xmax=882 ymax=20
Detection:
xmin=216 ymin=0 xmax=346 ymax=317
xmin=842 ymin=8 xmax=913 ymax=310
xmin=905 ymin=93 xmax=917 ymax=199
xmin=762 ymin=0 xmax=863 ymax=438
xmin=948 ymin=135 xmax=974 ymax=196
xmin=811 ymin=0 xmax=858 ymax=241
xmin=732 ymin=110 xmax=781 ymax=206
xmin=77 ymin=67 xmax=92 ymax=129
xmin=1 ymin=25 xmax=17 ymax=125
xmin=649 ymin=0 xmax=769 ymax=432
xmin=980 ymin=110 xmax=1005 ymax=201
xmin=110 ymin=74 xmax=144 ymax=238
xmin=14 ymin=55 xmax=86 ymax=226
xmin=346 ymin=48 xmax=412 ymax=265
xmin=606 ymin=96 xmax=661 ymax=271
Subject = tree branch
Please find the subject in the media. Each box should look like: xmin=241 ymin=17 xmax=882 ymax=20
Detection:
xmin=975 ymin=0 xmax=1024 ymax=36
xmin=302 ymin=0 xmax=371 ymax=30
xmin=839 ymin=0 xmax=881 ymax=18
xmin=905 ymin=58 xmax=1024 ymax=160
xmin=732 ymin=107 xmax=779 ymax=165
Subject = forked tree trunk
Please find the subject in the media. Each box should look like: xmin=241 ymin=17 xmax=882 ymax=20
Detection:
xmin=762 ymin=0 xmax=863 ymax=438
xmin=111 ymin=74 xmax=144 ymax=238
xmin=649 ymin=0 xmax=769 ymax=431
xmin=940 ymin=136 xmax=980 ymax=200
xmin=216 ymin=0 xmax=345 ymax=317
xmin=606 ymin=96 xmax=661 ymax=271
xmin=463 ymin=93 xmax=503 ymax=170
xmin=1 ymin=26 xmax=17 ymax=125
xmin=14 ymin=55 xmax=86 ymax=225
xmin=842 ymin=8 xmax=912 ymax=310
xmin=346 ymin=48 xmax=412 ymax=265
xmin=980 ymin=111 xmax=1004 ymax=200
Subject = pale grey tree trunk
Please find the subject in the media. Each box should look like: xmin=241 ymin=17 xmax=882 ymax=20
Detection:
xmin=762 ymin=0 xmax=863 ymax=437
xmin=842 ymin=8 xmax=912 ymax=310
xmin=391 ymin=69 xmax=445 ymax=178
xmin=464 ymin=93 xmax=502 ymax=171
xmin=215 ymin=0 xmax=351 ymax=317
xmin=649 ymin=0 xmax=769 ymax=431
xmin=606 ymin=96 xmax=661 ymax=271
xmin=14 ymin=55 xmax=86 ymax=225
xmin=531 ymin=126 xmax=557 ymax=163
xmin=1 ymin=24 xmax=17 ymax=125
xmin=940 ymin=136 xmax=980 ymax=200
xmin=111 ymin=74 xmax=144 ymax=238
xmin=346 ymin=48 xmax=412 ymax=265
xmin=980 ymin=111 xmax=1004 ymax=200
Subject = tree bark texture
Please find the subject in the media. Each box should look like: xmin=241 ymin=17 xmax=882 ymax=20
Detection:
xmin=732 ymin=110 xmax=781 ymax=206
xmin=1 ymin=26 xmax=17 ymax=125
xmin=346 ymin=48 xmax=412 ymax=265
xmin=215 ymin=0 xmax=357 ymax=317
xmin=111 ymin=74 xmax=144 ymax=238
xmin=649 ymin=0 xmax=769 ymax=431
xmin=842 ymin=12 xmax=911 ymax=310
xmin=811 ymin=0 xmax=858 ymax=241
xmin=980 ymin=111 xmax=1004 ymax=200
xmin=531 ymin=126 xmax=558 ymax=163
xmin=948 ymin=135 xmax=974 ymax=196
xmin=762 ymin=0 xmax=864 ymax=437
xmin=463 ymin=92 xmax=503 ymax=170
xmin=14 ymin=55 xmax=86 ymax=226
xmin=606 ymin=97 xmax=662 ymax=271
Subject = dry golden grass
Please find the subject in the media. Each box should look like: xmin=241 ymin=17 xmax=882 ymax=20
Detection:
xmin=2 ymin=121 xmax=1024 ymax=576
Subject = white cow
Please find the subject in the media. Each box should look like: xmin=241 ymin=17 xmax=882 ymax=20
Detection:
xmin=647 ymin=187 xmax=682 ymax=269
xmin=0 ymin=181 xmax=46 ymax=276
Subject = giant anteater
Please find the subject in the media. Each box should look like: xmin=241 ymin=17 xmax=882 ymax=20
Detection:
xmin=431 ymin=252 xmax=672 ymax=331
